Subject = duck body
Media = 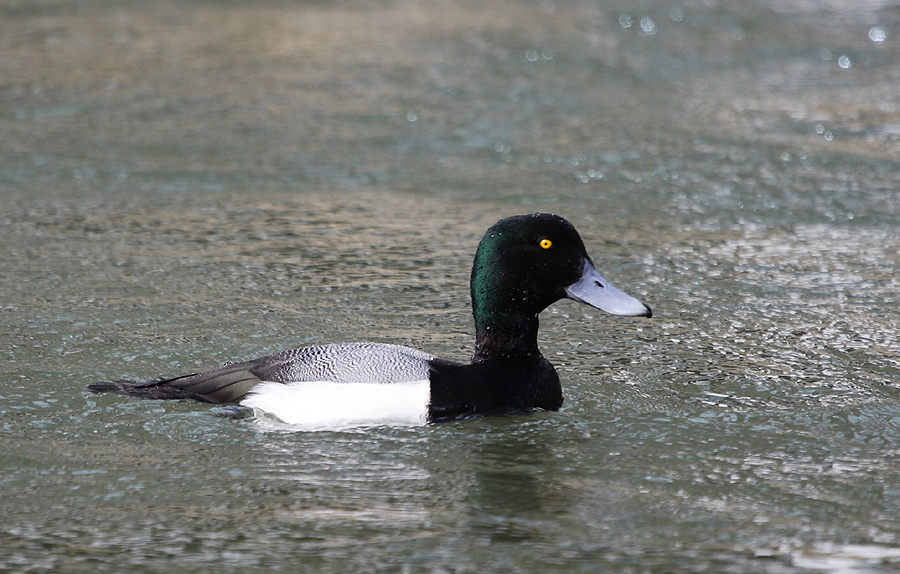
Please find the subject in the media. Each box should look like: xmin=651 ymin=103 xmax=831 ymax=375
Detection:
xmin=91 ymin=342 xmax=560 ymax=425
xmin=89 ymin=213 xmax=651 ymax=428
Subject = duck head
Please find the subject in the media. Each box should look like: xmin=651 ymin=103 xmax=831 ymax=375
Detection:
xmin=470 ymin=213 xmax=651 ymax=360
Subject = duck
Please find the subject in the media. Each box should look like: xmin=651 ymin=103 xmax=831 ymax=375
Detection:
xmin=88 ymin=213 xmax=651 ymax=428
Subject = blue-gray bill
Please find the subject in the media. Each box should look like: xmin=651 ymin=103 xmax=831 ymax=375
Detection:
xmin=565 ymin=260 xmax=652 ymax=318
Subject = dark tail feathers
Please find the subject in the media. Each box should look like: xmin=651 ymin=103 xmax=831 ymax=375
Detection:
xmin=87 ymin=362 xmax=267 ymax=404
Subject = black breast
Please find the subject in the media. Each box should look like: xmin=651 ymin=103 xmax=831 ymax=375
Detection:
xmin=426 ymin=356 xmax=563 ymax=421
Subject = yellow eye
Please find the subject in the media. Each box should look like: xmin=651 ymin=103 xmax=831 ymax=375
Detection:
xmin=539 ymin=238 xmax=553 ymax=250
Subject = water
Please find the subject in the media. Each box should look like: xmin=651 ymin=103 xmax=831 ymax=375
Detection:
xmin=2 ymin=0 xmax=900 ymax=571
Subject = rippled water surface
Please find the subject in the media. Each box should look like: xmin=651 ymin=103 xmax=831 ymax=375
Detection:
xmin=3 ymin=0 xmax=900 ymax=572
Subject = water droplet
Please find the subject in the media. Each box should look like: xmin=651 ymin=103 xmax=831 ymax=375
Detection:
xmin=815 ymin=123 xmax=825 ymax=134
xmin=781 ymin=152 xmax=791 ymax=162
xmin=406 ymin=112 xmax=418 ymax=122
xmin=640 ymin=16 xmax=657 ymax=35
xmin=868 ymin=26 xmax=886 ymax=42
xmin=838 ymin=54 xmax=851 ymax=69
xmin=820 ymin=48 xmax=833 ymax=61
xmin=824 ymin=130 xmax=834 ymax=141
xmin=669 ymin=7 xmax=684 ymax=22
xmin=618 ymin=14 xmax=633 ymax=29
xmin=524 ymin=49 xmax=553 ymax=62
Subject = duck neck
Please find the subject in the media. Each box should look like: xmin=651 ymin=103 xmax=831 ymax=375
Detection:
xmin=472 ymin=313 xmax=541 ymax=363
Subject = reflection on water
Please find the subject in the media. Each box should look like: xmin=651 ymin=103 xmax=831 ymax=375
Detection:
xmin=2 ymin=0 xmax=900 ymax=571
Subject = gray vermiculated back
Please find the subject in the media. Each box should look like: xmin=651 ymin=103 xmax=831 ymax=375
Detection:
xmin=252 ymin=342 xmax=434 ymax=384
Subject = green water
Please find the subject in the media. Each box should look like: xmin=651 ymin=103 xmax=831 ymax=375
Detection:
xmin=2 ymin=0 xmax=900 ymax=572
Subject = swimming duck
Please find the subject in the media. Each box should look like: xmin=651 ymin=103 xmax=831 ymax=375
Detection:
xmin=89 ymin=213 xmax=651 ymax=427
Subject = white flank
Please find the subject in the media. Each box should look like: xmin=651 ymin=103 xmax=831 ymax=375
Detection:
xmin=241 ymin=380 xmax=431 ymax=430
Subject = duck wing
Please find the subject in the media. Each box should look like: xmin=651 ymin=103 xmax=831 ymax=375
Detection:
xmin=88 ymin=342 xmax=434 ymax=404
